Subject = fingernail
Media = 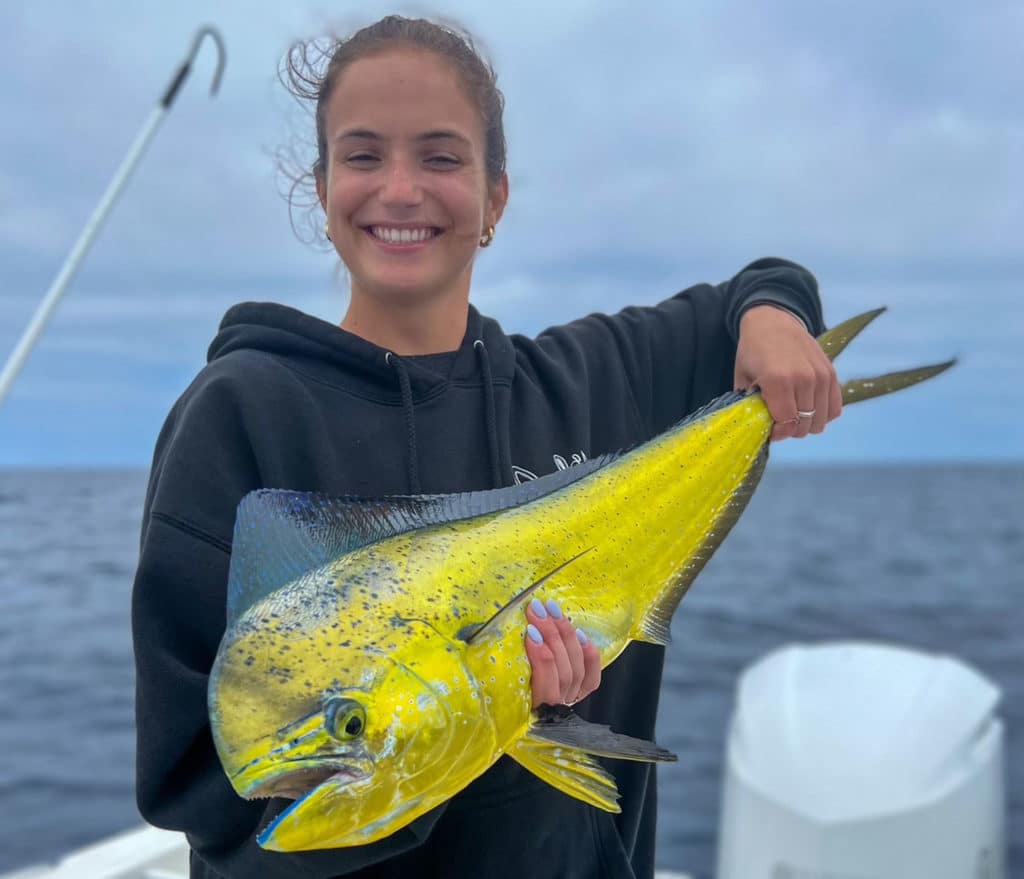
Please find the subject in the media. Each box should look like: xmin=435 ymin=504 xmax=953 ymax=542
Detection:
xmin=576 ymin=629 xmax=589 ymax=645
xmin=545 ymin=598 xmax=563 ymax=619
xmin=527 ymin=624 xmax=543 ymax=644
xmin=529 ymin=598 xmax=548 ymax=619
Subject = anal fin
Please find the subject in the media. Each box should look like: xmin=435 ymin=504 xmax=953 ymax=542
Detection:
xmin=509 ymin=735 xmax=621 ymax=813
xmin=635 ymin=445 xmax=770 ymax=646
xmin=637 ymin=614 xmax=672 ymax=646
xmin=509 ymin=706 xmax=678 ymax=812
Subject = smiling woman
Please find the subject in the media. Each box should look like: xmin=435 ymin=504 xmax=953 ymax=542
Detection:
xmin=285 ymin=17 xmax=509 ymax=354
xmin=131 ymin=13 xmax=838 ymax=879
xmin=315 ymin=47 xmax=507 ymax=349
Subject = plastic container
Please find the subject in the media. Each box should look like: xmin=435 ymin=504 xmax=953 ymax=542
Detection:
xmin=716 ymin=641 xmax=1005 ymax=878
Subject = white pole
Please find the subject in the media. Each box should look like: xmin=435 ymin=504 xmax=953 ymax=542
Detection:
xmin=0 ymin=108 xmax=165 ymax=405
xmin=0 ymin=25 xmax=225 ymax=409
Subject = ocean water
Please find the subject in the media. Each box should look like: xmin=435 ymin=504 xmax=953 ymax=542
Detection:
xmin=0 ymin=465 xmax=1020 ymax=877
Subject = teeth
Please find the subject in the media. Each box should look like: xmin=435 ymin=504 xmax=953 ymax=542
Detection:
xmin=370 ymin=227 xmax=436 ymax=244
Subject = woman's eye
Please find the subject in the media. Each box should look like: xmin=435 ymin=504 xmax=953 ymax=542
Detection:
xmin=346 ymin=154 xmax=378 ymax=165
xmin=427 ymin=155 xmax=459 ymax=167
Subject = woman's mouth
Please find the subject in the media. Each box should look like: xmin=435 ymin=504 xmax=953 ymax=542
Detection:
xmin=363 ymin=226 xmax=443 ymax=250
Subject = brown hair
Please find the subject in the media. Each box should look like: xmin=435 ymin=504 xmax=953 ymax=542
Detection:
xmin=280 ymin=15 xmax=507 ymax=243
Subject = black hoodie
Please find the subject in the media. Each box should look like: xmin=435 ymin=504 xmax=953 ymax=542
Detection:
xmin=132 ymin=257 xmax=823 ymax=879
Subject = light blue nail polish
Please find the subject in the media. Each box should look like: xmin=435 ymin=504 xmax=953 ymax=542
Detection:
xmin=527 ymin=624 xmax=543 ymax=644
xmin=546 ymin=598 xmax=563 ymax=619
xmin=576 ymin=629 xmax=589 ymax=645
xmin=530 ymin=598 xmax=547 ymax=619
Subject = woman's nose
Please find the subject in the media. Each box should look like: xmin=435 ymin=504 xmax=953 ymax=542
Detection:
xmin=379 ymin=158 xmax=422 ymax=207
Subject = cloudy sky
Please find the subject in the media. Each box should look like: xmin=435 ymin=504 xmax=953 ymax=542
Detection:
xmin=0 ymin=1 xmax=1020 ymax=466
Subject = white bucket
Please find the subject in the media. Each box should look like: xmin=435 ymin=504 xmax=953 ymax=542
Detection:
xmin=715 ymin=641 xmax=1005 ymax=878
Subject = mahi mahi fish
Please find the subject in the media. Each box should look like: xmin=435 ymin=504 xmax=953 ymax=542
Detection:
xmin=208 ymin=308 xmax=953 ymax=851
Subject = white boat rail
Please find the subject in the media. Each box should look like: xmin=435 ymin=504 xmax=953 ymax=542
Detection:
xmin=0 ymin=824 xmax=692 ymax=879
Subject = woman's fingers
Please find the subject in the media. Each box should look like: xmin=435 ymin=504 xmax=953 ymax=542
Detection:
xmin=791 ymin=364 xmax=816 ymax=440
xmin=760 ymin=355 xmax=841 ymax=441
xmin=735 ymin=305 xmax=844 ymax=443
xmin=524 ymin=625 xmax=560 ymax=708
xmin=526 ymin=599 xmax=572 ymax=699
xmin=760 ymin=371 xmax=799 ymax=442
xmin=545 ymin=599 xmax=586 ymax=699
xmin=525 ymin=598 xmax=601 ymax=707
xmin=575 ymin=630 xmax=602 ymax=702
xmin=809 ymin=359 xmax=834 ymax=435
xmin=827 ymin=364 xmax=843 ymax=423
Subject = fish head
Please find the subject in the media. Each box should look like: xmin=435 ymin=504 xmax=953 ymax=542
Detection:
xmin=210 ymin=603 xmax=485 ymax=851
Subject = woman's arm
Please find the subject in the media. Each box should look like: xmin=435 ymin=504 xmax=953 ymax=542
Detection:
xmin=534 ymin=256 xmax=832 ymax=440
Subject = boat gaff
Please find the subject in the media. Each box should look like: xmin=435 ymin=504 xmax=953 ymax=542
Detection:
xmin=0 ymin=26 xmax=226 ymax=408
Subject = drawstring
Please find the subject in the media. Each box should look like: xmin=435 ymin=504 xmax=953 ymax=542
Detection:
xmin=474 ymin=340 xmax=504 ymax=489
xmin=385 ymin=351 xmax=421 ymax=494
xmin=386 ymin=340 xmax=506 ymax=494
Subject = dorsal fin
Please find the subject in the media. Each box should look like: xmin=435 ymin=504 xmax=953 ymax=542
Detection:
xmin=652 ymin=388 xmax=753 ymax=439
xmin=226 ymin=455 xmax=617 ymax=625
xmin=227 ymin=491 xmax=400 ymax=624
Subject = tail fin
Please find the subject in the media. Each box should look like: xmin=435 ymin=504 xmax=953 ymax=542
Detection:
xmin=816 ymin=307 xmax=887 ymax=362
xmin=840 ymin=362 xmax=956 ymax=406
xmin=816 ymin=308 xmax=956 ymax=407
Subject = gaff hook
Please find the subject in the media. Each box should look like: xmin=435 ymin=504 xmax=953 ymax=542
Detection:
xmin=0 ymin=24 xmax=230 ymax=410
xmin=161 ymin=25 xmax=227 ymax=107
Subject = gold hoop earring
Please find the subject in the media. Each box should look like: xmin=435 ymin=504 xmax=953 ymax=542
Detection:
xmin=479 ymin=225 xmax=495 ymax=248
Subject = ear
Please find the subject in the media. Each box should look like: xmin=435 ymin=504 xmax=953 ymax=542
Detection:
xmin=485 ymin=172 xmax=509 ymax=228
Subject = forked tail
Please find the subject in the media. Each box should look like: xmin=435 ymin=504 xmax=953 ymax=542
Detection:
xmin=816 ymin=308 xmax=956 ymax=405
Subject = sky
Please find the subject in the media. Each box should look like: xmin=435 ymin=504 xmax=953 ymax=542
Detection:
xmin=0 ymin=0 xmax=1020 ymax=466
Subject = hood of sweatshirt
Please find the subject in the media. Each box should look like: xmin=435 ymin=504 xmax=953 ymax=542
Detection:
xmin=209 ymin=301 xmax=515 ymax=400
xmin=206 ymin=301 xmax=517 ymax=492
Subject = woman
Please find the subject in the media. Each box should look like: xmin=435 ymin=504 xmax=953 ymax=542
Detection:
xmin=132 ymin=15 xmax=840 ymax=879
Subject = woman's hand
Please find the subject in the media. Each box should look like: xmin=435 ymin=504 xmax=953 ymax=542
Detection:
xmin=734 ymin=305 xmax=842 ymax=442
xmin=524 ymin=597 xmax=601 ymax=708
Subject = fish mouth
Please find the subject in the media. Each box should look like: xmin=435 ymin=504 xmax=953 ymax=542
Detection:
xmin=236 ymin=756 xmax=373 ymax=801
xmin=255 ymin=760 xmax=407 ymax=851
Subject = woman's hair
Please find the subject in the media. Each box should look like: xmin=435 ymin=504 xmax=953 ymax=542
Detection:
xmin=280 ymin=14 xmax=507 ymax=243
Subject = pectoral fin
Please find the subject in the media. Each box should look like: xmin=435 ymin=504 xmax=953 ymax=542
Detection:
xmin=460 ymin=548 xmax=593 ymax=645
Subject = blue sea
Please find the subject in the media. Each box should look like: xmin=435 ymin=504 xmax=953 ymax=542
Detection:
xmin=0 ymin=465 xmax=1020 ymax=877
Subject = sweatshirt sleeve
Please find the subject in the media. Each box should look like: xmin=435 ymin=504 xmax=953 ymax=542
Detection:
xmin=537 ymin=257 xmax=824 ymax=439
xmin=131 ymin=370 xmax=442 ymax=878
xmin=721 ymin=256 xmax=823 ymax=339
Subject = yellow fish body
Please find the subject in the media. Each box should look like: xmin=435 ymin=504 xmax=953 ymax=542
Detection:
xmin=208 ymin=309 xmax=952 ymax=851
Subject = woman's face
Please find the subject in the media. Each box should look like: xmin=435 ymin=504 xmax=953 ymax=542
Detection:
xmin=317 ymin=48 xmax=507 ymax=310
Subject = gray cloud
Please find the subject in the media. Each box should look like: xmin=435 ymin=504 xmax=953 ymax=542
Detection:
xmin=0 ymin=0 xmax=1019 ymax=463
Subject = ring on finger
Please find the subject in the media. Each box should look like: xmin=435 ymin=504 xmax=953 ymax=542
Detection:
xmin=797 ymin=409 xmax=816 ymax=419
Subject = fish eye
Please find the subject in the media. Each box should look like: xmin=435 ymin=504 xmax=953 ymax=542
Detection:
xmin=324 ymin=697 xmax=366 ymax=740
